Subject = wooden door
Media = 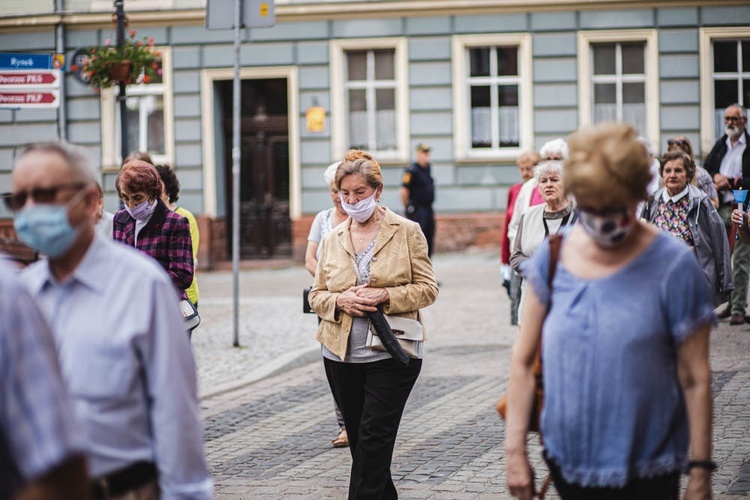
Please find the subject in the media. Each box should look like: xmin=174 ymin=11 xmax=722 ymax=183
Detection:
xmin=222 ymin=79 xmax=291 ymax=259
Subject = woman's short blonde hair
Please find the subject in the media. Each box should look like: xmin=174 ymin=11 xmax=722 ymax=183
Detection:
xmin=335 ymin=150 xmax=383 ymax=191
xmin=565 ymin=123 xmax=651 ymax=207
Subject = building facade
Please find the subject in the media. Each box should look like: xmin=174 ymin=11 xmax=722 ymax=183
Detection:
xmin=0 ymin=0 xmax=749 ymax=265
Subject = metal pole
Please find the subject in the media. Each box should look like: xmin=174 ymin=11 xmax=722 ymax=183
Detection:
xmin=115 ymin=0 xmax=128 ymax=163
xmin=232 ymin=0 xmax=242 ymax=347
xmin=55 ymin=0 xmax=67 ymax=142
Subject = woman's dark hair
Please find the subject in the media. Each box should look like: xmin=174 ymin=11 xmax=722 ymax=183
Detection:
xmin=659 ymin=150 xmax=696 ymax=184
xmin=155 ymin=164 xmax=180 ymax=204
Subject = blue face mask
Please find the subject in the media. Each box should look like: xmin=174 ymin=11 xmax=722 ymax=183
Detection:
xmin=13 ymin=192 xmax=84 ymax=258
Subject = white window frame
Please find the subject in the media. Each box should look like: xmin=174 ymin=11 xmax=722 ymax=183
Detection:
xmin=699 ymin=27 xmax=750 ymax=155
xmin=578 ymin=30 xmax=659 ymax=149
xmin=100 ymin=46 xmax=174 ymax=172
xmin=452 ymin=33 xmax=532 ymax=162
xmin=330 ymin=37 xmax=409 ymax=164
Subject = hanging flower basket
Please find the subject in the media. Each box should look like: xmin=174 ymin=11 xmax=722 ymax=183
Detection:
xmin=108 ymin=60 xmax=132 ymax=82
xmin=71 ymin=30 xmax=161 ymax=90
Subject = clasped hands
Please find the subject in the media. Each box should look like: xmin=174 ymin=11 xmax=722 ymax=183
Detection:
xmin=336 ymin=284 xmax=389 ymax=317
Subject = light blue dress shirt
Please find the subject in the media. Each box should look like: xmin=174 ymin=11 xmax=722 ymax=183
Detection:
xmin=522 ymin=231 xmax=715 ymax=487
xmin=21 ymin=234 xmax=213 ymax=499
xmin=0 ymin=257 xmax=84 ymax=498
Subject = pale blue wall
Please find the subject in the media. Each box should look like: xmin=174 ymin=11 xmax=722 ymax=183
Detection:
xmin=1 ymin=4 xmax=750 ymax=217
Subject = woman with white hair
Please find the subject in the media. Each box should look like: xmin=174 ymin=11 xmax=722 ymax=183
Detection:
xmin=511 ymin=160 xmax=576 ymax=311
xmin=305 ymin=161 xmax=350 ymax=447
xmin=507 ymin=138 xmax=569 ymax=255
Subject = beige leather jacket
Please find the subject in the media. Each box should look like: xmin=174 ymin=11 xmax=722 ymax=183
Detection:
xmin=308 ymin=208 xmax=438 ymax=360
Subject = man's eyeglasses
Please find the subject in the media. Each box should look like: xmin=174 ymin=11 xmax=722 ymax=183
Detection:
xmin=1 ymin=183 xmax=86 ymax=211
xmin=667 ymin=138 xmax=685 ymax=148
xmin=725 ymin=116 xmax=743 ymax=123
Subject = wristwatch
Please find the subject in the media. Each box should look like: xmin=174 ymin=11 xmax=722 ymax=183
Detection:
xmin=688 ymin=460 xmax=717 ymax=472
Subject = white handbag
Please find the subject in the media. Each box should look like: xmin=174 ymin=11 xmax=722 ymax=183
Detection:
xmin=180 ymin=299 xmax=201 ymax=331
xmin=366 ymin=314 xmax=424 ymax=358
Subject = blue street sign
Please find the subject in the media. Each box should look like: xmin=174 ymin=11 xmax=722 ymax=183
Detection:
xmin=0 ymin=53 xmax=53 ymax=71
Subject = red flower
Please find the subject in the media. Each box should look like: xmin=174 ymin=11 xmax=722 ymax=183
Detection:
xmin=143 ymin=75 xmax=151 ymax=84
xmin=148 ymin=37 xmax=154 ymax=46
xmin=129 ymin=30 xmax=136 ymax=37
xmin=71 ymin=64 xmax=79 ymax=71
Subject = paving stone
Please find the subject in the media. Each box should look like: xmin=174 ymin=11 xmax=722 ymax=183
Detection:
xmin=198 ymin=251 xmax=750 ymax=498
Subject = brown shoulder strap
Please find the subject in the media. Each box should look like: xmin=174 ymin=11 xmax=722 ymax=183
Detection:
xmin=547 ymin=233 xmax=563 ymax=289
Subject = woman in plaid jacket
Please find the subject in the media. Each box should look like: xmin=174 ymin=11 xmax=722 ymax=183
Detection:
xmin=113 ymin=160 xmax=193 ymax=299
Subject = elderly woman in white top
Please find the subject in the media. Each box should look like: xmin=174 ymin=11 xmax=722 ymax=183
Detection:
xmin=507 ymin=138 xmax=569 ymax=254
xmin=511 ymin=160 xmax=576 ymax=311
xmin=305 ymin=161 xmax=350 ymax=448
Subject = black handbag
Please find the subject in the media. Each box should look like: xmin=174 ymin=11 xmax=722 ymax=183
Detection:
xmin=303 ymin=287 xmax=313 ymax=314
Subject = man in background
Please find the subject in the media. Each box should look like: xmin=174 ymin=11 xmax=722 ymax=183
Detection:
xmin=705 ymin=103 xmax=750 ymax=325
xmin=401 ymin=143 xmax=436 ymax=257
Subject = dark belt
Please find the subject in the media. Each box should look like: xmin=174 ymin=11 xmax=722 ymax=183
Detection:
xmin=91 ymin=461 xmax=157 ymax=499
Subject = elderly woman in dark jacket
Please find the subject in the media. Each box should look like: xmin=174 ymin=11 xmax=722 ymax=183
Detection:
xmin=641 ymin=150 xmax=733 ymax=306
xmin=113 ymin=160 xmax=194 ymax=299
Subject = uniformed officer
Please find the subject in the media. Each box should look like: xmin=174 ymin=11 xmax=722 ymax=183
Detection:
xmin=401 ymin=143 xmax=436 ymax=256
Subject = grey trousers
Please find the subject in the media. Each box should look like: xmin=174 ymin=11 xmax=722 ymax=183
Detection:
xmin=509 ymin=268 xmax=523 ymax=326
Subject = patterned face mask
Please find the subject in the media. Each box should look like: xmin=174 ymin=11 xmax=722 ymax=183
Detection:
xmin=576 ymin=208 xmax=635 ymax=248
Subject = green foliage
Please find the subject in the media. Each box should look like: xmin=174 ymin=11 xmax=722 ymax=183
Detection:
xmin=73 ymin=30 xmax=161 ymax=89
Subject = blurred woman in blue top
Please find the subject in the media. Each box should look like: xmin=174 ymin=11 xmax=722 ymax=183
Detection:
xmin=505 ymin=123 xmax=715 ymax=500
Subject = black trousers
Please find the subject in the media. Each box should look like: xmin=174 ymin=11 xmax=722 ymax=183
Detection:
xmin=324 ymin=357 xmax=422 ymax=500
xmin=545 ymin=454 xmax=679 ymax=500
xmin=411 ymin=206 xmax=435 ymax=257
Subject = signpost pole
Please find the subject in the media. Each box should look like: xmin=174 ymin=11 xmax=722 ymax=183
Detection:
xmin=115 ymin=0 xmax=129 ymax=163
xmin=232 ymin=0 xmax=242 ymax=347
xmin=55 ymin=0 xmax=67 ymax=141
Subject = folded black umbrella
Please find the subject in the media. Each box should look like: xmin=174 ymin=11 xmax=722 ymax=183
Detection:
xmin=366 ymin=308 xmax=410 ymax=367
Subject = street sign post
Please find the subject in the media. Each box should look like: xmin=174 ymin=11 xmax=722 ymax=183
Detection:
xmin=205 ymin=0 xmax=276 ymax=347
xmin=0 ymin=90 xmax=59 ymax=108
xmin=0 ymin=70 xmax=61 ymax=88
xmin=0 ymin=53 xmax=55 ymax=70
xmin=0 ymin=52 xmax=63 ymax=109
xmin=206 ymin=0 xmax=275 ymax=30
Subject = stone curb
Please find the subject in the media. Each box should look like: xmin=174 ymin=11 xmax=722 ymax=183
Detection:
xmin=200 ymin=345 xmax=320 ymax=400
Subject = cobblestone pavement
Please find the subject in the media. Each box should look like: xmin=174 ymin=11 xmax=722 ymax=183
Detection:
xmin=193 ymin=251 xmax=750 ymax=499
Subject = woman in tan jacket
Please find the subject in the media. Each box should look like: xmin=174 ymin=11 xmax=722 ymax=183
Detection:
xmin=309 ymin=150 xmax=438 ymax=500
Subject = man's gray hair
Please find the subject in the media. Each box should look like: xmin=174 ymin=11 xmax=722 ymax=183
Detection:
xmin=18 ymin=142 xmax=97 ymax=185
xmin=539 ymin=138 xmax=569 ymax=160
xmin=534 ymin=159 xmax=564 ymax=182
xmin=727 ymin=103 xmax=748 ymax=119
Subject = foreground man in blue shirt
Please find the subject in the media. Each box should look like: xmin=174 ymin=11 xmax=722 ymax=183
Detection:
xmin=10 ymin=142 xmax=213 ymax=499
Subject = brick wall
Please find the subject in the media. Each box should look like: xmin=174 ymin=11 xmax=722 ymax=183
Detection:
xmin=202 ymin=213 xmax=504 ymax=269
